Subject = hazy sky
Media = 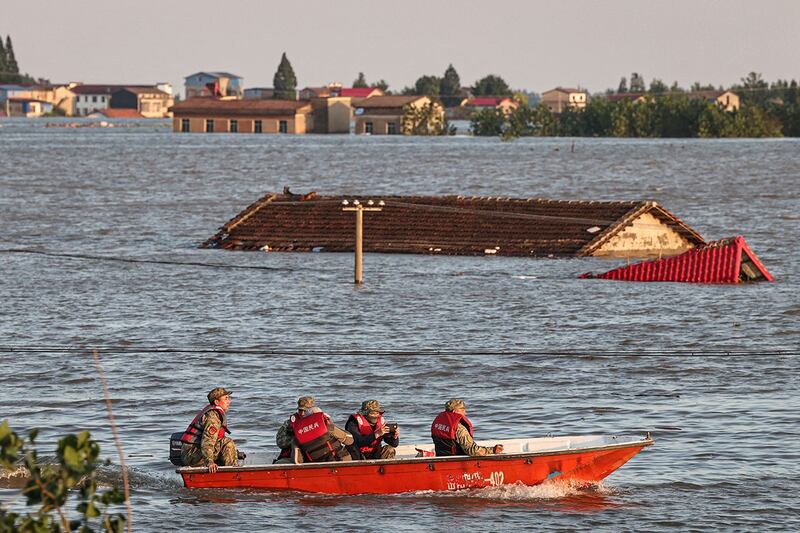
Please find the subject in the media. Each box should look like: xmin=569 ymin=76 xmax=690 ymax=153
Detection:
xmin=4 ymin=0 xmax=799 ymax=96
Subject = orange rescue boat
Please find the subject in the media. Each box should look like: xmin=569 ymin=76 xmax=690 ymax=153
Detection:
xmin=177 ymin=434 xmax=653 ymax=494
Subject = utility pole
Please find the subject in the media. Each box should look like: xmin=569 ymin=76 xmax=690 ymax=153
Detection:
xmin=342 ymin=199 xmax=384 ymax=285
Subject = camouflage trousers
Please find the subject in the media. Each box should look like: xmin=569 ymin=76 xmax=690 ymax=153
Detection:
xmin=180 ymin=438 xmax=238 ymax=467
xmin=363 ymin=445 xmax=396 ymax=460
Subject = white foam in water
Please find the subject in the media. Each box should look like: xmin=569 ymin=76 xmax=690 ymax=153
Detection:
xmin=415 ymin=480 xmax=613 ymax=501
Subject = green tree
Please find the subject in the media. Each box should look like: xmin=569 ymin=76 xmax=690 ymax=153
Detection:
xmin=402 ymin=101 xmax=452 ymax=135
xmin=5 ymin=35 xmax=19 ymax=75
xmin=352 ymin=72 xmax=368 ymax=88
xmin=439 ymin=64 xmax=462 ymax=107
xmin=469 ymin=107 xmax=505 ymax=136
xmin=413 ymin=75 xmax=440 ymax=96
xmin=372 ymin=79 xmax=389 ymax=93
xmin=0 ymin=36 xmax=7 ymax=77
xmin=472 ymin=75 xmax=512 ymax=97
xmin=272 ymin=52 xmax=297 ymax=100
xmin=0 ymin=421 xmax=128 ymax=532
xmin=649 ymin=78 xmax=668 ymax=94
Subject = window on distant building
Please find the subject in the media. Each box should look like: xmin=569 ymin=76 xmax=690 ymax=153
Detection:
xmin=387 ymin=122 xmax=397 ymax=135
xmin=92 ymin=96 xmax=97 ymax=103
xmin=101 ymin=96 xmax=105 ymax=103
xmin=181 ymin=118 xmax=190 ymax=132
xmin=365 ymin=122 xmax=374 ymax=134
xmin=229 ymin=119 xmax=238 ymax=133
xmin=205 ymin=119 xmax=214 ymax=133
xmin=279 ymin=120 xmax=288 ymax=133
xmin=254 ymin=120 xmax=263 ymax=133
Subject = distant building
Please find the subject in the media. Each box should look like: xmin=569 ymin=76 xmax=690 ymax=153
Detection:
xmin=461 ymin=97 xmax=519 ymax=115
xmin=243 ymin=87 xmax=275 ymax=99
xmin=184 ymin=72 xmax=243 ymax=99
xmin=299 ymin=86 xmax=334 ymax=100
xmin=4 ymin=98 xmax=53 ymax=117
xmin=353 ymin=95 xmax=443 ymax=135
xmin=541 ymin=87 xmax=588 ymax=113
xmin=170 ymin=98 xmax=313 ymax=134
xmin=688 ymin=90 xmax=740 ymax=112
xmin=111 ymin=87 xmax=173 ymax=118
xmin=299 ymin=85 xmax=383 ymax=100
xmin=70 ymin=85 xmax=116 ymax=116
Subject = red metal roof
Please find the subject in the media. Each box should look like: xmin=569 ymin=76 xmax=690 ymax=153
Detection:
xmin=465 ymin=98 xmax=505 ymax=107
xmin=580 ymin=236 xmax=772 ymax=283
xmin=339 ymin=87 xmax=383 ymax=97
xmin=202 ymin=194 xmax=704 ymax=257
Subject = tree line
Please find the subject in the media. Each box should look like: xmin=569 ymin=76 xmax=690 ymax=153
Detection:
xmin=471 ymin=72 xmax=800 ymax=138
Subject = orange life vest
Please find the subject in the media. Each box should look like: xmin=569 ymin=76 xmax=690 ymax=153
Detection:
xmin=181 ymin=404 xmax=229 ymax=445
xmin=431 ymin=411 xmax=473 ymax=456
xmin=350 ymin=413 xmax=385 ymax=456
xmin=290 ymin=411 xmax=348 ymax=462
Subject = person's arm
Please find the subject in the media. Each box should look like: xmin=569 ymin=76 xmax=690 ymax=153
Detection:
xmin=454 ymin=424 xmax=494 ymax=456
xmin=201 ymin=410 xmax=223 ymax=469
xmin=329 ymin=423 xmax=354 ymax=446
xmin=275 ymin=419 xmax=293 ymax=449
xmin=345 ymin=418 xmax=377 ymax=448
xmin=383 ymin=426 xmax=399 ymax=447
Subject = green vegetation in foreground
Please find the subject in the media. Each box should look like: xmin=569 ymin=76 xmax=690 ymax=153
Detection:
xmin=471 ymin=74 xmax=800 ymax=139
xmin=0 ymin=420 xmax=127 ymax=532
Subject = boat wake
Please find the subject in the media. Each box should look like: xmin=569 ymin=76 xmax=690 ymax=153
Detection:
xmin=408 ymin=479 xmax=615 ymax=501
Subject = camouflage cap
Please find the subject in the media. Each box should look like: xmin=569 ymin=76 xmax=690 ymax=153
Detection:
xmin=297 ymin=396 xmax=315 ymax=409
xmin=359 ymin=400 xmax=385 ymax=414
xmin=445 ymin=398 xmax=465 ymax=412
xmin=208 ymin=387 xmax=232 ymax=404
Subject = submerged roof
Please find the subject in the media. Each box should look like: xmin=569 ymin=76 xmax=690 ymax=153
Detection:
xmin=202 ymin=194 xmax=705 ymax=257
xmin=580 ymin=236 xmax=772 ymax=283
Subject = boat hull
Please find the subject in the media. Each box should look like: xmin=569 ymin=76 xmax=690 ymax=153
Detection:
xmin=179 ymin=439 xmax=652 ymax=494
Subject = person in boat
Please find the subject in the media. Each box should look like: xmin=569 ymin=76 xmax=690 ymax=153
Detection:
xmin=274 ymin=395 xmax=315 ymax=463
xmin=180 ymin=387 xmax=240 ymax=472
xmin=431 ymin=399 xmax=504 ymax=457
xmin=345 ymin=400 xmax=400 ymax=460
xmin=287 ymin=396 xmax=355 ymax=463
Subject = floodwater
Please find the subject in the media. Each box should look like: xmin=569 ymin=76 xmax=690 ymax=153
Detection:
xmin=1 ymin=118 xmax=799 ymax=531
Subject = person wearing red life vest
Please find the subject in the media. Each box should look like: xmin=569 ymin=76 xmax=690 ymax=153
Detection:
xmin=180 ymin=387 xmax=240 ymax=472
xmin=431 ymin=398 xmax=504 ymax=457
xmin=345 ymin=400 xmax=400 ymax=460
xmin=290 ymin=400 xmax=354 ymax=463
xmin=274 ymin=395 xmax=316 ymax=463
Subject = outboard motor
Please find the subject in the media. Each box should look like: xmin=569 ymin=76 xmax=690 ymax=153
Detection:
xmin=169 ymin=432 xmax=184 ymax=466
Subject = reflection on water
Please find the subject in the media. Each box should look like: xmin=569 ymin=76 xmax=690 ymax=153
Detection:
xmin=1 ymin=120 xmax=799 ymax=530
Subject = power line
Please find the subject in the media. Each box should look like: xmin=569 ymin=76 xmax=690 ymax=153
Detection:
xmin=0 ymin=248 xmax=290 ymax=271
xmin=1 ymin=345 xmax=797 ymax=357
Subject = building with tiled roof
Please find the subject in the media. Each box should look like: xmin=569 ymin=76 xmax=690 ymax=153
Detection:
xmin=461 ymin=97 xmax=519 ymax=115
xmin=184 ymin=72 xmax=243 ymax=99
xmin=170 ymin=97 xmax=313 ymax=134
xmin=111 ymin=86 xmax=173 ymax=118
xmin=542 ymin=87 xmax=588 ymax=113
xmin=202 ymin=193 xmax=704 ymax=259
xmin=353 ymin=95 xmax=444 ymax=135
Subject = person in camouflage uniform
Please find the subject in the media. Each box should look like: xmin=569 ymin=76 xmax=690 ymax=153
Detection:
xmin=431 ymin=399 xmax=504 ymax=457
xmin=273 ymin=396 xmax=316 ymax=463
xmin=180 ymin=387 xmax=239 ymax=472
xmin=345 ymin=400 xmax=399 ymax=460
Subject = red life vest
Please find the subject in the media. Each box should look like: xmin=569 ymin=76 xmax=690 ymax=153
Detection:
xmin=181 ymin=404 xmax=229 ymax=445
xmin=350 ymin=413 xmax=384 ymax=456
xmin=431 ymin=411 xmax=473 ymax=456
xmin=290 ymin=411 xmax=348 ymax=462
